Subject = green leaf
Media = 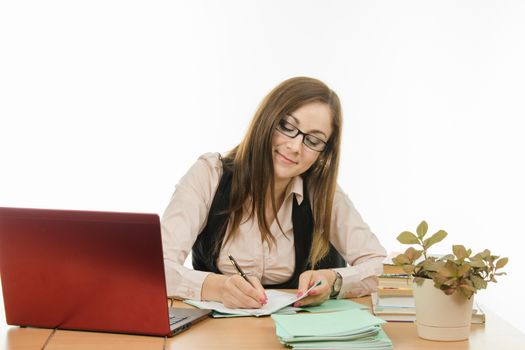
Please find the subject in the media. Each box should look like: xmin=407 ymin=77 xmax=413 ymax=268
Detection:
xmin=442 ymin=260 xmax=459 ymax=277
xmin=397 ymin=231 xmax=419 ymax=245
xmin=392 ymin=254 xmax=410 ymax=265
xmin=457 ymin=263 xmax=470 ymax=277
xmin=463 ymin=279 xmax=474 ymax=288
xmin=487 ymin=256 xmax=495 ymax=266
xmin=453 ymin=245 xmax=468 ymax=260
xmin=495 ymin=257 xmax=509 ymax=269
xmin=422 ymin=260 xmax=441 ymax=272
xmin=423 ymin=230 xmax=447 ymax=250
xmin=439 ymin=254 xmax=455 ymax=261
xmin=404 ymin=247 xmax=423 ymax=262
xmin=469 ymin=259 xmax=486 ymax=268
xmin=402 ymin=265 xmax=415 ymax=274
xmin=413 ymin=249 xmax=423 ymax=261
xmin=470 ymin=275 xmax=487 ymax=290
xmin=437 ymin=265 xmax=453 ymax=278
xmin=459 ymin=283 xmax=476 ymax=292
xmin=404 ymin=247 xmax=417 ymax=261
xmin=432 ymin=273 xmax=447 ymax=285
xmin=458 ymin=285 xmax=475 ymax=299
xmin=471 ymin=252 xmax=483 ymax=260
xmin=416 ymin=220 xmax=428 ymax=239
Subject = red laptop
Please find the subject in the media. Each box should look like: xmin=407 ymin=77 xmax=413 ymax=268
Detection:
xmin=0 ymin=207 xmax=210 ymax=337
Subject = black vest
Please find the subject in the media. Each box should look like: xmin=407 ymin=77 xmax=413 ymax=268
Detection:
xmin=192 ymin=158 xmax=346 ymax=289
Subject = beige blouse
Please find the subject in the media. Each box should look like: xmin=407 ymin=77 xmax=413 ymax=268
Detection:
xmin=161 ymin=153 xmax=387 ymax=300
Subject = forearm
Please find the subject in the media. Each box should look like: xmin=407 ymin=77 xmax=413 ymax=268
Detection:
xmin=334 ymin=257 xmax=384 ymax=298
xmin=164 ymin=258 xmax=210 ymax=300
xmin=340 ymin=275 xmax=379 ymax=298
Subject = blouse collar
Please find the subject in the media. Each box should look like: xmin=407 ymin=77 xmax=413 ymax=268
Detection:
xmin=283 ymin=176 xmax=304 ymax=205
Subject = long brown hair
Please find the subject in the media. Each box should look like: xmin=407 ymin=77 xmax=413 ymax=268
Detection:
xmin=222 ymin=77 xmax=342 ymax=267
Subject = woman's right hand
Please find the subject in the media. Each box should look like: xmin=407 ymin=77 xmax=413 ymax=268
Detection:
xmin=221 ymin=274 xmax=267 ymax=308
xmin=202 ymin=273 xmax=267 ymax=309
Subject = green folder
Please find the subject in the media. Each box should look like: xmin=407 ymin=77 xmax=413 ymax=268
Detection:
xmin=272 ymin=309 xmax=385 ymax=337
xmin=298 ymin=299 xmax=368 ymax=313
xmin=271 ymin=309 xmax=393 ymax=350
xmin=289 ymin=328 xmax=392 ymax=349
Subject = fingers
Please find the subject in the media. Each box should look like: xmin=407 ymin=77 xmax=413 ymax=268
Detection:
xmin=297 ymin=270 xmax=315 ymax=297
xmin=294 ymin=270 xmax=333 ymax=307
xmin=236 ymin=275 xmax=266 ymax=305
xmin=222 ymin=275 xmax=266 ymax=309
xmin=295 ymin=280 xmax=331 ymax=306
xmin=247 ymin=275 xmax=267 ymax=303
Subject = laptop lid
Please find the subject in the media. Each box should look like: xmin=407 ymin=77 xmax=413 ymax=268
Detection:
xmin=0 ymin=207 xmax=210 ymax=337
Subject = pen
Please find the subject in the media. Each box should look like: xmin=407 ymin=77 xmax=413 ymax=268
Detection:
xmin=228 ymin=254 xmax=255 ymax=288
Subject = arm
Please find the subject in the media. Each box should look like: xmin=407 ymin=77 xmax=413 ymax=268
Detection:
xmin=161 ymin=153 xmax=266 ymax=307
xmin=297 ymin=186 xmax=387 ymax=305
xmin=328 ymin=186 xmax=387 ymax=298
xmin=161 ymin=153 xmax=221 ymax=300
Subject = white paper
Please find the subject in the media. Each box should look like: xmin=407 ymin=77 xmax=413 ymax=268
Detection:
xmin=185 ymin=281 xmax=320 ymax=317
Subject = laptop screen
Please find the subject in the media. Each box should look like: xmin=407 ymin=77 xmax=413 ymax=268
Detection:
xmin=0 ymin=207 xmax=172 ymax=336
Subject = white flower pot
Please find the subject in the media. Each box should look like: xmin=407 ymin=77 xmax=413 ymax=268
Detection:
xmin=413 ymin=279 xmax=474 ymax=341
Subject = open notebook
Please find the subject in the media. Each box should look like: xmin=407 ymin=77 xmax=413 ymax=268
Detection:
xmin=185 ymin=282 xmax=321 ymax=317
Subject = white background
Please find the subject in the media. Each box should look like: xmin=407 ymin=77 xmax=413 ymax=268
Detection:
xmin=1 ymin=0 xmax=524 ymax=335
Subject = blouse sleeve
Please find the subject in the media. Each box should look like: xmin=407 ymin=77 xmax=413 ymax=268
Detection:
xmin=329 ymin=186 xmax=387 ymax=298
xmin=161 ymin=153 xmax=222 ymax=300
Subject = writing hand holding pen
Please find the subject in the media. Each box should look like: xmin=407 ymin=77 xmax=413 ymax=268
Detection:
xmin=227 ymin=255 xmax=267 ymax=308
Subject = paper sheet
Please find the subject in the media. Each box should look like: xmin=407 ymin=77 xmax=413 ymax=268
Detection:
xmin=184 ymin=281 xmax=321 ymax=317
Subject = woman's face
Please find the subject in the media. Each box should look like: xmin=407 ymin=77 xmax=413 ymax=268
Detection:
xmin=272 ymin=102 xmax=333 ymax=184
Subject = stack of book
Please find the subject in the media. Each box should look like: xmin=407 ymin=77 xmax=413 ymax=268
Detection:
xmin=372 ymin=290 xmax=417 ymax=322
xmin=373 ymin=252 xmax=415 ymax=321
xmin=372 ymin=252 xmax=486 ymax=323
xmin=271 ymin=309 xmax=393 ymax=349
xmin=372 ymin=294 xmax=486 ymax=323
xmin=382 ymin=252 xmax=407 ymax=275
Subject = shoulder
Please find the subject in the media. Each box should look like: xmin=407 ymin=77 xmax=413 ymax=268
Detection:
xmin=183 ymin=152 xmax=224 ymax=181
xmin=193 ymin=152 xmax=224 ymax=175
xmin=333 ymin=184 xmax=354 ymax=209
xmin=330 ymin=185 xmax=370 ymax=230
xmin=330 ymin=185 xmax=365 ymax=220
xmin=177 ymin=152 xmax=224 ymax=199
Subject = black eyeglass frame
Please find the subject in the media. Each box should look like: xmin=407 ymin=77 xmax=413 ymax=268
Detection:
xmin=275 ymin=115 xmax=328 ymax=152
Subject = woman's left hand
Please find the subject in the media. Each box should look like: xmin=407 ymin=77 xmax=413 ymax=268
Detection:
xmin=294 ymin=269 xmax=337 ymax=307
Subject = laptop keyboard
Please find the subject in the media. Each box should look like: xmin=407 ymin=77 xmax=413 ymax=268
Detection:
xmin=168 ymin=310 xmax=188 ymax=326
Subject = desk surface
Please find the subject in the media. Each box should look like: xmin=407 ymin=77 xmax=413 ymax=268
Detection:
xmin=2 ymin=296 xmax=525 ymax=350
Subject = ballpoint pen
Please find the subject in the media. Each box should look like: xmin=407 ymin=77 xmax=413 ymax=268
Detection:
xmin=228 ymin=254 xmax=255 ymax=288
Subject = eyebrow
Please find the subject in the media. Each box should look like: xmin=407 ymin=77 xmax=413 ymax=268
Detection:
xmin=286 ymin=114 xmax=329 ymax=139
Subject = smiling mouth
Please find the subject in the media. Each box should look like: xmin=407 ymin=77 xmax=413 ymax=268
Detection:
xmin=276 ymin=151 xmax=298 ymax=165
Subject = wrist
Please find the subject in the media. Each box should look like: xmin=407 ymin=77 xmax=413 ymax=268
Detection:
xmin=201 ymin=273 xmax=228 ymax=302
xmin=330 ymin=270 xmax=342 ymax=298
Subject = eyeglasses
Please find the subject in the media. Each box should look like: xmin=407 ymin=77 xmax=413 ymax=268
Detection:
xmin=275 ymin=117 xmax=328 ymax=152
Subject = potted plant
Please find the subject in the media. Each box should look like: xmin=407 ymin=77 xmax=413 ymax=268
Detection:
xmin=393 ymin=220 xmax=508 ymax=341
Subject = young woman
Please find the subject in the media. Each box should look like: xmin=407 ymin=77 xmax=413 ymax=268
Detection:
xmin=161 ymin=77 xmax=386 ymax=309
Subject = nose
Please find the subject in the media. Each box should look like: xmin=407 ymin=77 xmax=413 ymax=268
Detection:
xmin=285 ymin=134 xmax=304 ymax=152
